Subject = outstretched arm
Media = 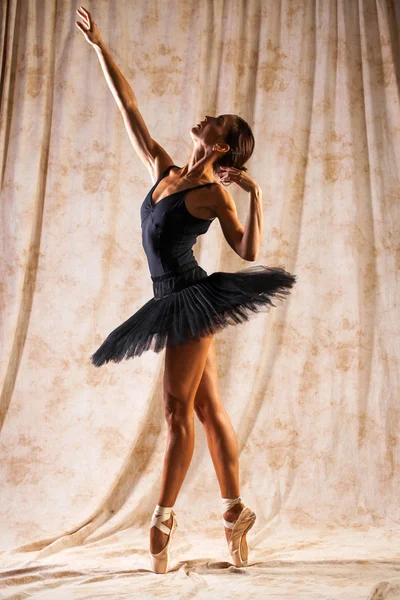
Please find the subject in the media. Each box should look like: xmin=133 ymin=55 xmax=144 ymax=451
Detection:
xmin=94 ymin=38 xmax=157 ymax=168
xmin=76 ymin=6 xmax=135 ymax=110
xmin=76 ymin=6 xmax=172 ymax=178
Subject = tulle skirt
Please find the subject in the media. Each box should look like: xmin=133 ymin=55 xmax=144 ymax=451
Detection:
xmin=90 ymin=259 xmax=296 ymax=367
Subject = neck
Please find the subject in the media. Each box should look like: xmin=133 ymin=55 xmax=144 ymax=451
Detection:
xmin=178 ymin=146 xmax=218 ymax=182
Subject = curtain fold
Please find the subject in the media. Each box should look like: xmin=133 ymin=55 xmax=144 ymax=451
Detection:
xmin=0 ymin=0 xmax=399 ymax=597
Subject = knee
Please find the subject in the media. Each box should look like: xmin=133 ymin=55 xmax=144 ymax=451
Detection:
xmin=194 ymin=403 xmax=205 ymax=423
xmin=194 ymin=400 xmax=212 ymax=423
xmin=164 ymin=392 xmax=193 ymax=430
xmin=194 ymin=400 xmax=224 ymax=425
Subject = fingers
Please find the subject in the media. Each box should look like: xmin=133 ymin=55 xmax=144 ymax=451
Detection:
xmin=78 ymin=5 xmax=90 ymax=19
xmin=220 ymin=167 xmax=239 ymax=175
xmin=219 ymin=166 xmax=242 ymax=181
xmin=218 ymin=167 xmax=245 ymax=189
xmin=75 ymin=20 xmax=87 ymax=33
xmin=76 ymin=5 xmax=91 ymax=28
xmin=220 ymin=166 xmax=240 ymax=173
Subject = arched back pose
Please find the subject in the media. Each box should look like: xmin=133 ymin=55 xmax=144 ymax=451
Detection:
xmin=76 ymin=7 xmax=296 ymax=574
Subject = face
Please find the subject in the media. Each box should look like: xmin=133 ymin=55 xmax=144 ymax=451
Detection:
xmin=191 ymin=114 xmax=234 ymax=153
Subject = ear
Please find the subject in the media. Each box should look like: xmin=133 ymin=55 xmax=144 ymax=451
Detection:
xmin=214 ymin=143 xmax=230 ymax=154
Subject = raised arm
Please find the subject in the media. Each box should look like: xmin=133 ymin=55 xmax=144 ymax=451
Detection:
xmin=75 ymin=6 xmax=174 ymax=181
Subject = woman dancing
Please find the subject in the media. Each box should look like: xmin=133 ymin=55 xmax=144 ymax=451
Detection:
xmin=76 ymin=6 xmax=296 ymax=574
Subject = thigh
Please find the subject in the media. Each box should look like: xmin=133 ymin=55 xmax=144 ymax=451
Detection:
xmin=163 ymin=333 xmax=214 ymax=410
xmin=194 ymin=339 xmax=225 ymax=418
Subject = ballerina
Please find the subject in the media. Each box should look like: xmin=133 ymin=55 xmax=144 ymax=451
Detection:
xmin=76 ymin=5 xmax=296 ymax=574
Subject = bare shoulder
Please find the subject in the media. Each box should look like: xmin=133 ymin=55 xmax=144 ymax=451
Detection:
xmin=210 ymin=184 xmax=238 ymax=218
xmin=147 ymin=141 xmax=177 ymax=184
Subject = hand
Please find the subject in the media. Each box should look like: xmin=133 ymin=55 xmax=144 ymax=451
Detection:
xmin=75 ymin=5 xmax=102 ymax=48
xmin=218 ymin=166 xmax=260 ymax=194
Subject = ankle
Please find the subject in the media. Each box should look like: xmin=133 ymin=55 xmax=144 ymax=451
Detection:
xmin=223 ymin=503 xmax=244 ymax=517
xmin=152 ymin=504 xmax=174 ymax=518
xmin=150 ymin=504 xmax=174 ymax=535
xmin=222 ymin=496 xmax=244 ymax=523
xmin=222 ymin=495 xmax=242 ymax=512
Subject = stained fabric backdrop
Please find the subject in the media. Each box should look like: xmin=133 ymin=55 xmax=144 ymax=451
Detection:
xmin=1 ymin=0 xmax=400 ymax=598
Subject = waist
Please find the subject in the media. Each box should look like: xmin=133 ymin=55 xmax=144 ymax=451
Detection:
xmin=151 ymin=260 xmax=208 ymax=299
xmin=151 ymin=259 xmax=199 ymax=282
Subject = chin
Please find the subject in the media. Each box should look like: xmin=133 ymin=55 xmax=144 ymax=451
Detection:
xmin=189 ymin=129 xmax=200 ymax=140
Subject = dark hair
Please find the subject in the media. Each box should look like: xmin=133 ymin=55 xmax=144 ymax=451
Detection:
xmin=213 ymin=115 xmax=255 ymax=182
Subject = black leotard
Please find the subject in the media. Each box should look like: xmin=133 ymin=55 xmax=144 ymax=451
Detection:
xmin=90 ymin=164 xmax=297 ymax=366
xmin=140 ymin=165 xmax=218 ymax=278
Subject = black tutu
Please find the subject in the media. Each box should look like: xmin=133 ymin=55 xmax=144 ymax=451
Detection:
xmin=90 ymin=259 xmax=296 ymax=367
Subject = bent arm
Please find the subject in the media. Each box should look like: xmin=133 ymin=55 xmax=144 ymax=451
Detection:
xmin=240 ymin=187 xmax=263 ymax=261
xmin=214 ymin=186 xmax=263 ymax=261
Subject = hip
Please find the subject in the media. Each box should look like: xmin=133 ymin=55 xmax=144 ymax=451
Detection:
xmin=151 ymin=260 xmax=208 ymax=299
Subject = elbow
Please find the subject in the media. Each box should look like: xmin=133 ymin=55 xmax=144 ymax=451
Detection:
xmin=242 ymin=252 xmax=257 ymax=262
xmin=239 ymin=242 xmax=256 ymax=262
xmin=241 ymin=242 xmax=258 ymax=261
xmin=119 ymin=99 xmax=137 ymax=115
xmin=239 ymin=235 xmax=259 ymax=262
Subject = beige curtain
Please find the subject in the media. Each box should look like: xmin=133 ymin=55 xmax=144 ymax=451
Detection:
xmin=1 ymin=0 xmax=400 ymax=597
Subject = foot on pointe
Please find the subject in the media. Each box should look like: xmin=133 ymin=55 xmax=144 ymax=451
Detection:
xmin=223 ymin=502 xmax=245 ymax=545
xmin=150 ymin=514 xmax=173 ymax=554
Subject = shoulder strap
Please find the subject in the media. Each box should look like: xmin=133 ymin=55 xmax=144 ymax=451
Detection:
xmin=156 ymin=165 xmax=219 ymax=193
xmin=185 ymin=182 xmax=219 ymax=193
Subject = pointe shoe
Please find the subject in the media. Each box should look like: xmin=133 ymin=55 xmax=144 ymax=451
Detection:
xmin=149 ymin=508 xmax=177 ymax=574
xmin=223 ymin=506 xmax=256 ymax=567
